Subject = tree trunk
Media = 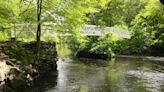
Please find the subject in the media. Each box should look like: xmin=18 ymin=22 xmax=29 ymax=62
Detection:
xmin=36 ymin=0 xmax=42 ymax=61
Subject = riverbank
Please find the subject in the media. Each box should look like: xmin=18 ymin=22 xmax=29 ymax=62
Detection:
xmin=75 ymin=48 xmax=164 ymax=62
xmin=116 ymin=55 xmax=164 ymax=62
xmin=0 ymin=40 xmax=58 ymax=91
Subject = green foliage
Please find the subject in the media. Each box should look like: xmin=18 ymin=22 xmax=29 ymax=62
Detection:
xmin=91 ymin=32 xmax=119 ymax=57
xmin=77 ymin=85 xmax=89 ymax=92
xmin=49 ymin=0 xmax=110 ymax=34
xmin=129 ymin=30 xmax=151 ymax=54
xmin=56 ymin=44 xmax=72 ymax=59
xmin=1 ymin=0 xmax=164 ymax=56
xmin=0 ymin=0 xmax=13 ymax=28
xmin=100 ymin=0 xmax=164 ymax=55
xmin=88 ymin=0 xmax=147 ymax=27
xmin=129 ymin=0 xmax=164 ymax=54
xmin=114 ymin=39 xmax=129 ymax=54
xmin=153 ymin=32 xmax=164 ymax=47
xmin=69 ymin=32 xmax=120 ymax=57
xmin=0 ymin=0 xmax=110 ymax=41
xmin=0 ymin=31 xmax=10 ymax=41
xmin=69 ymin=32 xmax=89 ymax=53
xmin=8 ymin=42 xmax=34 ymax=64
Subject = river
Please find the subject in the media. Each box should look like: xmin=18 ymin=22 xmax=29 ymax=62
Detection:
xmin=12 ymin=56 xmax=164 ymax=92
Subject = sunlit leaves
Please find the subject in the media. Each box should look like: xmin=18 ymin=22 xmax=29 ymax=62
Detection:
xmin=89 ymin=0 xmax=147 ymax=27
xmin=45 ymin=0 xmax=110 ymax=33
xmin=129 ymin=0 xmax=164 ymax=53
xmin=91 ymin=32 xmax=119 ymax=56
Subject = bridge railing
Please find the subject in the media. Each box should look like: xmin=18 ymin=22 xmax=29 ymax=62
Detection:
xmin=10 ymin=23 xmax=58 ymax=41
xmin=9 ymin=24 xmax=131 ymax=41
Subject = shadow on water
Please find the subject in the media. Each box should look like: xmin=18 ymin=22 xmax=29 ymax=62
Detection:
xmin=25 ymin=72 xmax=58 ymax=92
xmin=3 ymin=71 xmax=58 ymax=92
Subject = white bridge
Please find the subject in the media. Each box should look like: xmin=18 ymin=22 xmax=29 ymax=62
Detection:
xmin=81 ymin=25 xmax=130 ymax=38
xmin=10 ymin=24 xmax=131 ymax=39
xmin=42 ymin=24 xmax=131 ymax=39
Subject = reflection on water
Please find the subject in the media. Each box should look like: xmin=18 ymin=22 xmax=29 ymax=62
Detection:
xmin=13 ymin=57 xmax=164 ymax=92
xmin=7 ymin=71 xmax=58 ymax=92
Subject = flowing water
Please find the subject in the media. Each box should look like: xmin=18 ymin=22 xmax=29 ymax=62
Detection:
xmin=14 ymin=57 xmax=164 ymax=92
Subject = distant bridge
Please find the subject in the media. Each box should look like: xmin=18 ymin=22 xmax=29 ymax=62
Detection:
xmin=10 ymin=24 xmax=131 ymax=39
xmin=82 ymin=25 xmax=130 ymax=38
xmin=42 ymin=24 xmax=131 ymax=39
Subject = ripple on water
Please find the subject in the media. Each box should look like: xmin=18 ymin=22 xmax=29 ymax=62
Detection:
xmin=127 ymin=70 xmax=164 ymax=92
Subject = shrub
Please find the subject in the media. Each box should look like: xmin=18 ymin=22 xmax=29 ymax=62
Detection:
xmin=90 ymin=32 xmax=119 ymax=57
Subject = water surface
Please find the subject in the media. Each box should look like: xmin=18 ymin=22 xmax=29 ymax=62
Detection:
xmin=18 ymin=57 xmax=164 ymax=92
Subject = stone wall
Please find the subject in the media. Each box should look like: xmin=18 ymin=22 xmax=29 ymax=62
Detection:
xmin=0 ymin=41 xmax=58 ymax=91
